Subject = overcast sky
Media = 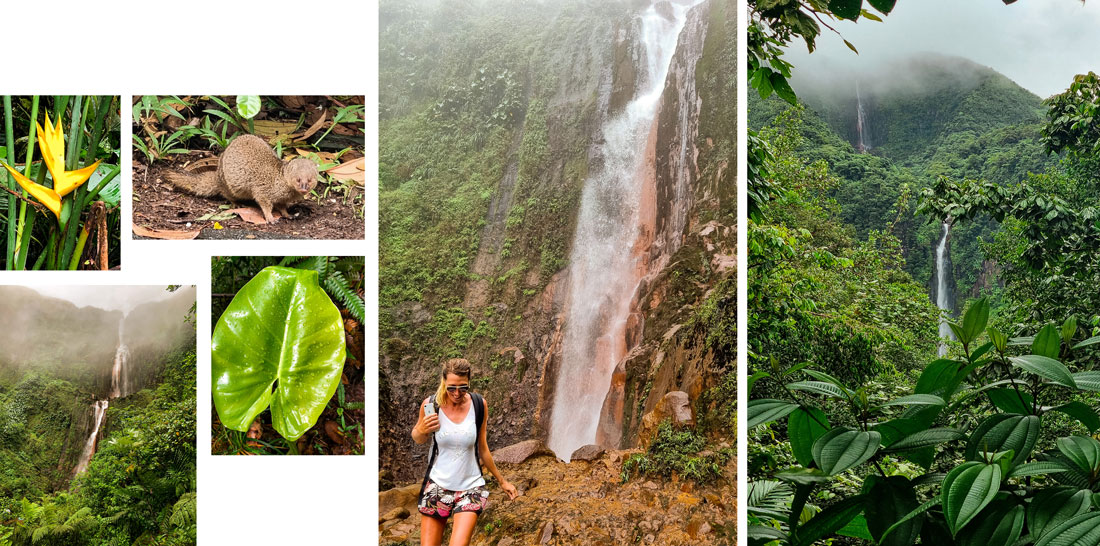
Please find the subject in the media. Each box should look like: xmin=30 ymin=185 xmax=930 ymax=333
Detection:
xmin=786 ymin=0 xmax=1100 ymax=98
xmin=29 ymin=285 xmax=180 ymax=313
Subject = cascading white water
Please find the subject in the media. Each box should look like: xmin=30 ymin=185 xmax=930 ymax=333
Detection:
xmin=935 ymin=221 xmax=954 ymax=356
xmin=547 ymin=0 xmax=701 ymax=461
xmin=855 ymin=82 xmax=870 ymax=153
xmin=73 ymin=400 xmax=108 ymax=475
xmin=74 ymin=315 xmax=129 ymax=475
xmin=110 ymin=318 xmax=130 ymax=399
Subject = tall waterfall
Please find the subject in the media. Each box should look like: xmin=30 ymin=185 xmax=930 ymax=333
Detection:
xmin=935 ymin=222 xmax=954 ymax=356
xmin=110 ymin=318 xmax=131 ymax=399
xmin=547 ymin=0 xmax=702 ymax=461
xmin=74 ymin=315 xmax=129 ymax=475
xmin=855 ymin=82 xmax=870 ymax=153
xmin=72 ymin=400 xmax=108 ymax=475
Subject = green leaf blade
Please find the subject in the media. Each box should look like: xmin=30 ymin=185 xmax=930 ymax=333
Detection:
xmin=212 ymin=266 xmax=347 ymax=442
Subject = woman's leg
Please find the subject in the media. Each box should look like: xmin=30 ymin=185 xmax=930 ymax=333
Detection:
xmin=421 ymin=514 xmax=445 ymax=546
xmin=448 ymin=512 xmax=479 ymax=546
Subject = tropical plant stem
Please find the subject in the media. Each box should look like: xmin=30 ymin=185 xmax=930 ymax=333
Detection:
xmin=286 ymin=440 xmax=299 ymax=455
xmin=3 ymin=96 xmax=14 ymax=269
xmin=13 ymin=96 xmax=40 ymax=270
xmin=68 ymin=227 xmax=88 ymax=270
xmin=59 ymin=96 xmax=85 ymax=266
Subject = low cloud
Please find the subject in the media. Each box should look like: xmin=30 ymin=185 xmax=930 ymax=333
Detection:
xmin=785 ymin=0 xmax=1100 ymax=99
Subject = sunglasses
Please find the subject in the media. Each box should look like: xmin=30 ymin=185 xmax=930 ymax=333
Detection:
xmin=446 ymin=385 xmax=470 ymax=393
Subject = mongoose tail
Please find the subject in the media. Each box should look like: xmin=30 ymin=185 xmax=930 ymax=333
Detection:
xmin=163 ymin=170 xmax=221 ymax=197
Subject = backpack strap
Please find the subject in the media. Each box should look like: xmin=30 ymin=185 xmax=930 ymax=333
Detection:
xmin=471 ymin=392 xmax=485 ymax=468
xmin=419 ymin=394 xmax=440 ymax=497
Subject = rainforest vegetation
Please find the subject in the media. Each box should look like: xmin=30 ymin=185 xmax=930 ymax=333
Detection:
xmin=748 ymin=0 xmax=1100 ymax=544
xmin=0 ymin=286 xmax=196 ymax=546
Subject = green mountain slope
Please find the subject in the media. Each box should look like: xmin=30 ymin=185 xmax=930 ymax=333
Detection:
xmin=749 ymin=54 xmax=1058 ymax=310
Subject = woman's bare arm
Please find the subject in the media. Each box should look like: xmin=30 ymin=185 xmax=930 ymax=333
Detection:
xmin=478 ymin=400 xmax=518 ymax=499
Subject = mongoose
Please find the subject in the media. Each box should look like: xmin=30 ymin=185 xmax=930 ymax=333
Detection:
xmin=164 ymin=134 xmax=319 ymax=224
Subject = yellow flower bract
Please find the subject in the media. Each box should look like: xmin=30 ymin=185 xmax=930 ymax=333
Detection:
xmin=1 ymin=113 xmax=100 ymax=221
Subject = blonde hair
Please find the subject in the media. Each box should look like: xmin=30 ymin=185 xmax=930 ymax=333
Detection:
xmin=434 ymin=358 xmax=472 ymax=407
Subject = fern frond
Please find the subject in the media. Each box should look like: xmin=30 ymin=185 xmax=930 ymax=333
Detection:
xmin=169 ymin=493 xmax=197 ymax=528
xmin=324 ymin=273 xmax=365 ymax=322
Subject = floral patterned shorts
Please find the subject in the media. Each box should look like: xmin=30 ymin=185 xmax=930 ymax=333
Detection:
xmin=418 ymin=479 xmax=490 ymax=518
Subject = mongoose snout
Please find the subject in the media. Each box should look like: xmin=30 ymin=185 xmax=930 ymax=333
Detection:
xmin=284 ymin=158 xmax=319 ymax=194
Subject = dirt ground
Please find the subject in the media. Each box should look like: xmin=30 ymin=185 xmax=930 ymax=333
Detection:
xmin=133 ymin=157 xmax=364 ymax=240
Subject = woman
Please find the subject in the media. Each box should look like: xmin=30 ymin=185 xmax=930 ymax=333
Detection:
xmin=412 ymin=358 xmax=518 ymax=546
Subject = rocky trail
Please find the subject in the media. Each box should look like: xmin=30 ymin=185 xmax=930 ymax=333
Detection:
xmin=379 ymin=442 xmax=735 ymax=546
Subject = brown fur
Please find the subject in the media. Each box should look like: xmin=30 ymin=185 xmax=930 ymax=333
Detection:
xmin=163 ymin=135 xmax=319 ymax=223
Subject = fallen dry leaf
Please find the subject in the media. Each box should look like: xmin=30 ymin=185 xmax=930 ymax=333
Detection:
xmin=227 ymin=207 xmax=280 ymax=225
xmin=324 ymin=421 xmax=347 ymax=445
xmin=324 ymin=157 xmax=365 ymax=185
xmin=278 ymin=96 xmax=308 ymax=109
xmin=295 ymin=148 xmax=338 ymax=164
xmin=299 ymin=110 xmax=327 ymax=141
xmin=132 ymin=223 xmax=200 ymax=240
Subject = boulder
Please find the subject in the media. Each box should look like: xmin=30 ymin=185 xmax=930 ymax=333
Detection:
xmin=380 ymin=506 xmax=410 ymax=523
xmin=378 ymin=483 xmax=421 ymax=520
xmin=637 ymin=391 xmax=694 ymax=448
xmin=570 ymin=444 xmax=605 ymax=462
xmin=493 ymin=439 xmax=548 ymax=465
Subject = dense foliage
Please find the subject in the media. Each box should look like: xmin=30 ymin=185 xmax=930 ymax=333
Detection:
xmin=749 ymin=301 xmax=1100 ymax=545
xmin=750 ymin=108 xmax=940 ymax=384
xmin=0 ymin=350 xmax=197 ymax=546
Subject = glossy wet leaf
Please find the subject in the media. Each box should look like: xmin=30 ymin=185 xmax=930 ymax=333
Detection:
xmin=212 ymin=266 xmax=346 ymax=441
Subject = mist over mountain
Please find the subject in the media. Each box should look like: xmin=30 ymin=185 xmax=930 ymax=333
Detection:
xmin=0 ymin=286 xmax=196 ymax=392
xmin=750 ymin=53 xmax=1058 ymax=311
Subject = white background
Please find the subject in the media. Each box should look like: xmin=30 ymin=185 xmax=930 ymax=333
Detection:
xmin=1 ymin=0 xmax=378 ymax=542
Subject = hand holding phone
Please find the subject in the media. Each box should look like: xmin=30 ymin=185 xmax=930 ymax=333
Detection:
xmin=421 ymin=400 xmax=440 ymax=434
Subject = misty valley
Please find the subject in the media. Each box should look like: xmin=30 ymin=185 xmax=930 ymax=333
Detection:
xmin=748 ymin=1 xmax=1100 ymax=542
xmin=0 ymin=286 xmax=196 ymax=546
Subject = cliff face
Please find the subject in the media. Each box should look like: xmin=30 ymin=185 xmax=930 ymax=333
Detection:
xmin=379 ymin=0 xmax=734 ymax=483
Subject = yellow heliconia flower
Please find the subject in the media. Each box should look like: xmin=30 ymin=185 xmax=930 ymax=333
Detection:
xmin=0 ymin=114 xmax=100 ymax=222
xmin=1 ymin=161 xmax=62 ymax=219
xmin=37 ymin=113 xmax=100 ymax=197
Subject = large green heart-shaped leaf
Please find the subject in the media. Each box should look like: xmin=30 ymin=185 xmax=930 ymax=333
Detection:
xmin=212 ymin=266 xmax=346 ymax=441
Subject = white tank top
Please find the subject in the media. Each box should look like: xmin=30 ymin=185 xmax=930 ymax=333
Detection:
xmin=429 ymin=402 xmax=486 ymax=491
